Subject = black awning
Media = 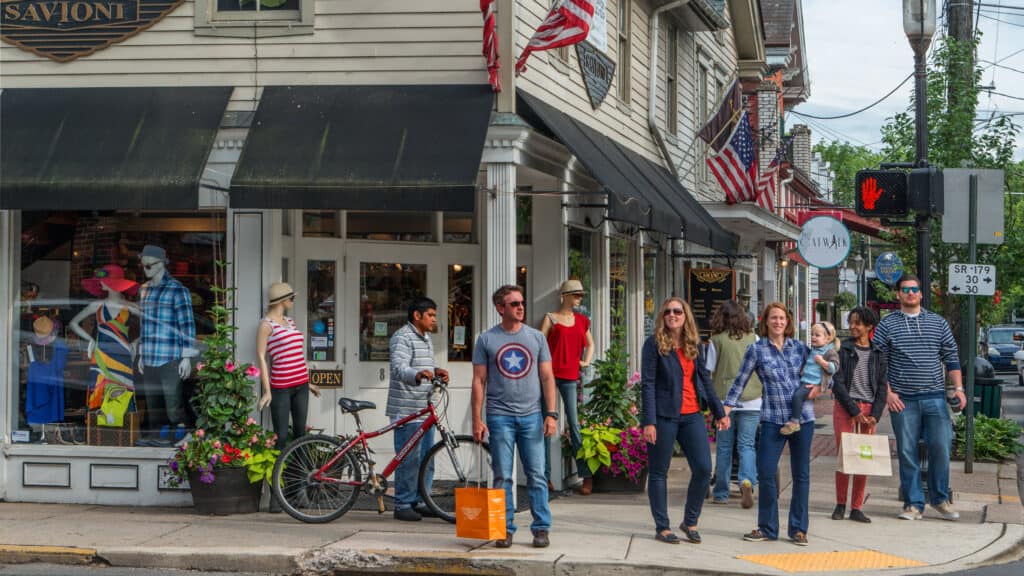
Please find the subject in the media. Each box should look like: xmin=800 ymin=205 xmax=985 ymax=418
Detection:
xmin=1 ymin=87 xmax=231 ymax=210
xmin=229 ymin=85 xmax=494 ymax=211
xmin=518 ymin=92 xmax=674 ymax=234
xmin=519 ymin=92 xmax=735 ymax=252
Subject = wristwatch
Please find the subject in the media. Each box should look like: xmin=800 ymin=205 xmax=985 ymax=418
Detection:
xmin=954 ymin=387 xmax=965 ymax=392
xmin=545 ymin=411 xmax=559 ymax=421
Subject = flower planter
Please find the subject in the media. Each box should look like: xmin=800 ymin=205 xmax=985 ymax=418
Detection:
xmin=188 ymin=467 xmax=261 ymax=515
xmin=592 ymin=468 xmax=648 ymax=493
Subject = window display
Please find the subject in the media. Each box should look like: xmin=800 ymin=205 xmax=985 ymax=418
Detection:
xmin=568 ymin=228 xmax=594 ymax=317
xmin=643 ymin=244 xmax=658 ymax=337
xmin=609 ymin=237 xmax=630 ymax=335
xmin=307 ymin=260 xmax=336 ymax=362
xmin=359 ymin=263 xmax=427 ymax=361
xmin=448 ymin=265 xmax=473 ymax=361
xmin=13 ymin=211 xmax=224 ymax=447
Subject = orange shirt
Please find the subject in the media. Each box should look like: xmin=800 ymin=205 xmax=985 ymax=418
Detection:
xmin=676 ymin=349 xmax=700 ymax=415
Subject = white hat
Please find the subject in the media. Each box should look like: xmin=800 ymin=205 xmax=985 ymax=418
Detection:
xmin=560 ymin=279 xmax=585 ymax=294
xmin=268 ymin=282 xmax=295 ymax=305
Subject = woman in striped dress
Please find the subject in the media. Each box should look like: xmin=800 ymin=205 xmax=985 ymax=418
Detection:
xmin=256 ymin=283 xmax=319 ymax=454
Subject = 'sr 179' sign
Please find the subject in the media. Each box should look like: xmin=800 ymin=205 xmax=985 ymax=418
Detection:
xmin=1 ymin=0 xmax=183 ymax=62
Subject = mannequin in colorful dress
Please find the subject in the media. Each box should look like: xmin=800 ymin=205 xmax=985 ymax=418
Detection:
xmin=69 ymin=265 xmax=140 ymax=415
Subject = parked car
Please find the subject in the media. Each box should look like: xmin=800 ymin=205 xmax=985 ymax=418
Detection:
xmin=983 ymin=325 xmax=1024 ymax=373
xmin=1015 ymin=350 xmax=1024 ymax=387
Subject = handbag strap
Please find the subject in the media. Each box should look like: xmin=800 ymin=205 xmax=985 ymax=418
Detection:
xmin=476 ymin=440 xmax=485 ymax=487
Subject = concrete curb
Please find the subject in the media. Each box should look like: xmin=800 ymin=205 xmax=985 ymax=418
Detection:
xmin=96 ymin=545 xmax=305 ymax=575
xmin=0 ymin=545 xmax=96 ymax=566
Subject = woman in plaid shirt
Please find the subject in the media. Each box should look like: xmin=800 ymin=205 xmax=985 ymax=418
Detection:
xmin=724 ymin=302 xmax=820 ymax=547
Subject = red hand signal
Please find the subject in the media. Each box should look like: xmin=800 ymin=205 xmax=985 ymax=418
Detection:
xmin=861 ymin=177 xmax=883 ymax=210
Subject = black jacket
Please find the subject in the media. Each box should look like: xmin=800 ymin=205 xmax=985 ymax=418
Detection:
xmin=641 ymin=336 xmax=725 ymax=427
xmin=831 ymin=338 xmax=888 ymax=420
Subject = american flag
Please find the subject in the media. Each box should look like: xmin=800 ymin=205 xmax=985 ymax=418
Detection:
xmin=754 ymin=137 xmax=791 ymax=212
xmin=515 ymin=0 xmax=594 ymax=75
xmin=706 ymin=112 xmax=757 ymax=204
xmin=480 ymin=0 xmax=501 ymax=92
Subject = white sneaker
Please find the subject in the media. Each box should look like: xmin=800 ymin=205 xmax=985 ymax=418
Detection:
xmin=898 ymin=506 xmax=923 ymax=520
xmin=930 ymin=501 xmax=960 ymax=521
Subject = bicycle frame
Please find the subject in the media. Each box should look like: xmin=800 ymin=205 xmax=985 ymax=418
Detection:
xmin=313 ymin=393 xmax=446 ymax=486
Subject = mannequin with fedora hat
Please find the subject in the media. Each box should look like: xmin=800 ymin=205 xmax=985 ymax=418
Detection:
xmin=137 ymin=245 xmax=197 ymax=446
xmin=539 ymin=279 xmax=595 ymax=495
xmin=25 ymin=315 xmax=70 ymax=426
xmin=70 ymin=265 xmax=141 ymax=416
xmin=257 ymin=283 xmax=317 ymax=512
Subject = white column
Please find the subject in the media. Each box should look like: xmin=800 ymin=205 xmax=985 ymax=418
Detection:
xmin=483 ymin=162 xmax=518 ymax=328
xmin=0 ymin=209 xmax=11 ymax=500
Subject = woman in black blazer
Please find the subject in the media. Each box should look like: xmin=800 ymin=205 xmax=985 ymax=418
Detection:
xmin=642 ymin=298 xmax=730 ymax=544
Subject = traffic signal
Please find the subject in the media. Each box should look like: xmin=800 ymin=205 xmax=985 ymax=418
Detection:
xmin=909 ymin=166 xmax=944 ymax=217
xmin=855 ymin=170 xmax=909 ymax=217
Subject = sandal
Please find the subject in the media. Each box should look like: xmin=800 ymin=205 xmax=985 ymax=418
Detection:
xmin=655 ymin=530 xmax=681 ymax=544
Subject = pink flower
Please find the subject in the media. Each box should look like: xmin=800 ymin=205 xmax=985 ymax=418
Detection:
xmin=628 ymin=371 xmax=641 ymax=386
xmin=195 ymin=362 xmax=205 ymax=372
xmin=264 ymin=439 xmax=275 ymax=448
xmin=629 ymin=404 xmax=638 ymax=415
xmin=196 ymin=429 xmax=205 ymax=438
xmin=246 ymin=417 xmax=256 ymax=426
xmin=225 ymin=361 xmax=236 ymax=373
xmin=250 ymin=435 xmax=258 ymax=445
xmin=213 ymin=440 xmax=221 ymax=449
xmin=245 ymin=365 xmax=260 ymax=378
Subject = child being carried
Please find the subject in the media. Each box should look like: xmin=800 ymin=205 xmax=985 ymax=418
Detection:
xmin=782 ymin=321 xmax=840 ymax=436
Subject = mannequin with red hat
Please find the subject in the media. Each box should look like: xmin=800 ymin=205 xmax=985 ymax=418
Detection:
xmin=69 ymin=264 xmax=141 ymax=415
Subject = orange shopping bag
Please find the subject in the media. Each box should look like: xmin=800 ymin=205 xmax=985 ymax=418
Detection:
xmin=454 ymin=442 xmax=506 ymax=541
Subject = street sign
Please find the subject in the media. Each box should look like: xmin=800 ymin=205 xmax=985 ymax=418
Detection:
xmin=941 ymin=169 xmax=1005 ymax=245
xmin=875 ymin=252 xmax=904 ymax=285
xmin=948 ymin=263 xmax=996 ymax=296
xmin=855 ymin=170 xmax=909 ymax=217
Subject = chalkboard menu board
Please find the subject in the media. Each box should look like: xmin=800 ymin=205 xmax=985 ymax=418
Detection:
xmin=688 ymin=268 xmax=735 ymax=335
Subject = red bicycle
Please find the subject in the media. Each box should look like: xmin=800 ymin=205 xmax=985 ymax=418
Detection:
xmin=271 ymin=376 xmax=492 ymax=524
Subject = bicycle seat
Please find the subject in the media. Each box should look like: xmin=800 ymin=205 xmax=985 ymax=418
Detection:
xmin=338 ymin=398 xmax=376 ymax=413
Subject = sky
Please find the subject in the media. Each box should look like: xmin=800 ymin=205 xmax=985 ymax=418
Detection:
xmin=796 ymin=0 xmax=1024 ymax=161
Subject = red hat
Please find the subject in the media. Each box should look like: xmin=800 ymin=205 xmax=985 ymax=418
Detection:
xmin=82 ymin=265 xmax=139 ymax=297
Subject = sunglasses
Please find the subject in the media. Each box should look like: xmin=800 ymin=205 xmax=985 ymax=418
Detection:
xmin=664 ymin=308 xmax=685 ymax=316
xmin=901 ymin=286 xmax=921 ymax=294
xmin=141 ymin=262 xmax=161 ymax=271
xmin=504 ymin=300 xmax=525 ymax=308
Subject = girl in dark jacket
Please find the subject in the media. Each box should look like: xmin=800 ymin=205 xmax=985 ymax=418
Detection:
xmin=830 ymin=306 xmax=888 ymax=523
xmin=642 ymin=298 xmax=730 ymax=544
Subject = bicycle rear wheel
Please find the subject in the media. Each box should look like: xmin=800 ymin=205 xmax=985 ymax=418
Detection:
xmin=419 ymin=434 xmax=492 ymax=523
xmin=272 ymin=434 xmax=362 ymax=524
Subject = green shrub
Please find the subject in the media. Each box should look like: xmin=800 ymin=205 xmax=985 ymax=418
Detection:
xmin=953 ymin=414 xmax=1024 ymax=462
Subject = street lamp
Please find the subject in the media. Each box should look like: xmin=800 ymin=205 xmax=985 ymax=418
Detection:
xmin=903 ymin=0 xmax=937 ymax=308
xmin=851 ymin=251 xmax=865 ymax=306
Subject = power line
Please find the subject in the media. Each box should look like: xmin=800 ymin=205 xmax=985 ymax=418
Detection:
xmin=984 ymin=90 xmax=1024 ymax=101
xmin=792 ymin=74 xmax=913 ymax=120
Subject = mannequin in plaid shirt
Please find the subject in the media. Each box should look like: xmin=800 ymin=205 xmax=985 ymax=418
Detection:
xmin=137 ymin=245 xmax=196 ymax=446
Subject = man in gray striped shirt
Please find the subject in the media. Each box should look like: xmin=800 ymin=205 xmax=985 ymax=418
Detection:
xmin=387 ymin=297 xmax=449 ymax=522
xmin=874 ymin=275 xmax=964 ymax=522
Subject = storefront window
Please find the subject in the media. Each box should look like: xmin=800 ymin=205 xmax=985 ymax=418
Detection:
xmin=302 ymin=211 xmax=339 ymax=238
xmin=516 ymin=196 xmax=532 ymax=245
xmin=347 ymin=211 xmax=434 ymax=242
xmin=517 ymin=266 xmax=528 ymax=303
xmin=359 ymin=263 xmax=427 ymax=361
xmin=609 ymin=237 xmax=630 ymax=338
xmin=13 ymin=211 xmax=224 ymax=447
xmin=568 ymin=228 xmax=593 ymax=317
xmin=643 ymin=244 xmax=658 ymax=337
xmin=448 ymin=265 xmax=473 ymax=361
xmin=307 ymin=260 xmax=336 ymax=362
xmin=443 ymin=212 xmax=475 ymax=244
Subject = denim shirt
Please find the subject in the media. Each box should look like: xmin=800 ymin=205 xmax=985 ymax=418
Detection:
xmin=725 ymin=338 xmax=812 ymax=425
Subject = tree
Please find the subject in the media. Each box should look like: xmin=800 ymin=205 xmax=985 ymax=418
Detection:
xmin=878 ymin=35 xmax=1021 ymax=339
xmin=812 ymin=141 xmax=884 ymax=208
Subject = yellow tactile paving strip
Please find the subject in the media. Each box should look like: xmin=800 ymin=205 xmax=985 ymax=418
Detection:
xmin=737 ymin=550 xmax=927 ymax=572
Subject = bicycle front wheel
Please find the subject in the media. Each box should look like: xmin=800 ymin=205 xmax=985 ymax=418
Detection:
xmin=272 ymin=434 xmax=362 ymax=524
xmin=419 ymin=434 xmax=492 ymax=523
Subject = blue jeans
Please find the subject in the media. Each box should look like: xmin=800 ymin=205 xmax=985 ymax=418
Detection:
xmin=791 ymin=384 xmax=813 ymax=421
xmin=392 ymin=420 xmax=435 ymax=511
xmin=890 ymin=395 xmax=952 ymax=511
xmin=544 ymin=379 xmax=591 ymax=481
xmin=757 ymin=422 xmax=813 ymax=540
xmin=713 ymin=410 xmax=759 ymax=500
xmin=647 ymin=413 xmax=712 ymax=532
xmin=488 ymin=412 xmax=551 ymax=535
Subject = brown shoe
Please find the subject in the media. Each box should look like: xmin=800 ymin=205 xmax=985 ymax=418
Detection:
xmin=578 ymin=477 xmax=593 ymax=495
xmin=740 ymin=480 xmax=754 ymax=509
xmin=495 ymin=533 xmax=513 ymax=548
xmin=532 ymin=530 xmax=550 ymax=548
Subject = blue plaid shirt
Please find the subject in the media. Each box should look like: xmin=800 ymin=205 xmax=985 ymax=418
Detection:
xmin=139 ymin=274 xmax=196 ymax=367
xmin=725 ymin=338 xmax=812 ymax=425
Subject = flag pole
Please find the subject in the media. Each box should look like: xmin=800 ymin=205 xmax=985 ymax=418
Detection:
xmin=675 ymin=107 xmax=743 ymax=183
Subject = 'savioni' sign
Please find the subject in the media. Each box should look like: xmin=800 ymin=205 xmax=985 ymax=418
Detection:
xmin=1 ymin=0 xmax=184 ymax=62
xmin=576 ymin=41 xmax=615 ymax=110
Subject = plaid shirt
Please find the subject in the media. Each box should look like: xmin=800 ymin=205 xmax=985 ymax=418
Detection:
xmin=139 ymin=273 xmax=196 ymax=367
xmin=725 ymin=337 xmax=812 ymax=425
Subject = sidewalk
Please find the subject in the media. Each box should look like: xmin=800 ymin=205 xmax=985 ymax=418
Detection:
xmin=2 ymin=423 xmax=1022 ymax=575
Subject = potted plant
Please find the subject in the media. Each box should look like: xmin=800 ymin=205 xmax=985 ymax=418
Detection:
xmin=577 ymin=308 xmax=648 ymax=492
xmin=166 ymin=265 xmax=279 ymax=514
